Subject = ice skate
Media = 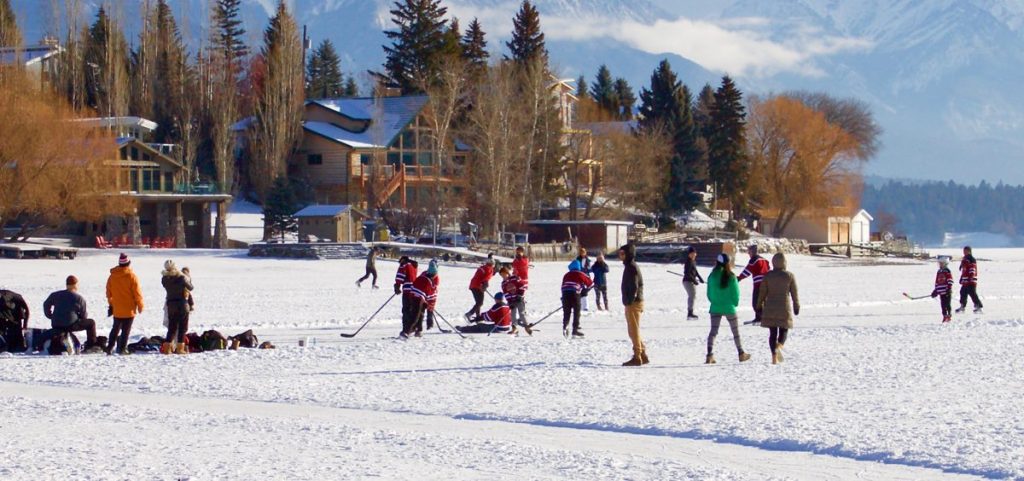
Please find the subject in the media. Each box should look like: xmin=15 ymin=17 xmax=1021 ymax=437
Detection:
xmin=705 ymin=354 xmax=716 ymax=364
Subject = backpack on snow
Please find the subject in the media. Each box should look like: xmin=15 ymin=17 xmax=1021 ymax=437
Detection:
xmin=200 ymin=330 xmax=227 ymax=351
xmin=229 ymin=330 xmax=259 ymax=349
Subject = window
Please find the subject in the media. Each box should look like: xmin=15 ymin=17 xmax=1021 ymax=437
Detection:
xmin=307 ymin=154 xmax=323 ymax=165
xmin=129 ymin=171 xmax=139 ymax=191
xmin=418 ymin=152 xmax=432 ymax=166
xmin=402 ymin=153 xmax=415 ymax=166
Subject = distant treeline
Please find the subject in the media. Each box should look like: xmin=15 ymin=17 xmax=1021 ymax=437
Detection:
xmin=862 ymin=180 xmax=1024 ymax=244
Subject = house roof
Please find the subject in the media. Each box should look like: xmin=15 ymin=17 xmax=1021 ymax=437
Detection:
xmin=577 ymin=121 xmax=638 ymax=136
xmin=76 ymin=116 xmax=158 ymax=132
xmin=303 ymin=96 xmax=429 ymax=148
xmin=0 ymin=44 xmax=63 ymax=66
xmin=294 ymin=204 xmax=354 ymax=217
xmin=115 ymin=137 xmax=183 ymax=169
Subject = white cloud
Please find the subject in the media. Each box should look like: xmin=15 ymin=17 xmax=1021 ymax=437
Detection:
xmin=444 ymin=1 xmax=873 ymax=78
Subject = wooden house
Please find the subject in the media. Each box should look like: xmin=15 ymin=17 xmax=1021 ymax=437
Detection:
xmin=294 ymin=205 xmax=365 ymax=243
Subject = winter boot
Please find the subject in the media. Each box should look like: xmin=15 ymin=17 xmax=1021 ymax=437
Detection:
xmin=161 ymin=341 xmax=174 ymax=355
xmin=355 ymin=280 xmax=362 ymax=288
xmin=687 ymin=311 xmax=698 ymax=320
xmin=705 ymin=353 xmax=716 ymax=364
xmin=563 ymin=324 xmax=570 ymax=338
xmin=955 ymin=306 xmax=966 ymax=314
xmin=771 ymin=350 xmax=778 ymax=365
xmin=622 ymin=355 xmax=642 ymax=367
xmin=640 ymin=351 xmax=650 ymax=365
xmin=942 ymin=315 xmax=952 ymax=323
xmin=175 ymin=342 xmax=188 ymax=355
xmin=973 ymin=307 xmax=984 ymax=314
xmin=738 ymin=351 xmax=751 ymax=362
xmin=117 ymin=348 xmax=131 ymax=356
xmin=572 ymin=329 xmax=585 ymax=338
xmin=776 ymin=343 xmax=784 ymax=363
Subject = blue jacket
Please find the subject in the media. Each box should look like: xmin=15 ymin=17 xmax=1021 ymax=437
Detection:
xmin=591 ymin=260 xmax=609 ymax=286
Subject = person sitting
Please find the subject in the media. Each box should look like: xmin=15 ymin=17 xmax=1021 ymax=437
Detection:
xmin=38 ymin=275 xmax=97 ymax=351
xmin=457 ymin=292 xmax=513 ymax=334
xmin=0 ymin=288 xmax=30 ymax=352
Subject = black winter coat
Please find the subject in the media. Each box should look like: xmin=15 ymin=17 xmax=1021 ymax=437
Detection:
xmin=620 ymin=244 xmax=643 ymax=305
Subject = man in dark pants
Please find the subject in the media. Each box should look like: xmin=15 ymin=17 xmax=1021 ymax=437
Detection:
xmin=0 ymin=288 xmax=30 ymax=352
xmin=956 ymin=246 xmax=983 ymax=314
xmin=560 ymin=260 xmax=593 ymax=337
xmin=39 ymin=275 xmax=96 ymax=351
xmin=357 ymin=246 xmax=380 ymax=289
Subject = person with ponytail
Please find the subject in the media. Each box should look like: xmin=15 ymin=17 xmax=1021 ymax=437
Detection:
xmin=705 ymin=253 xmax=751 ymax=364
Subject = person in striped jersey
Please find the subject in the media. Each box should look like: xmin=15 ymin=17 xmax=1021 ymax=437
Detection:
xmin=738 ymin=245 xmax=771 ymax=324
xmin=498 ymin=267 xmax=528 ymax=331
xmin=931 ymin=256 xmax=955 ymax=323
xmin=457 ymin=292 xmax=513 ymax=334
xmin=561 ymin=260 xmax=594 ymax=337
xmin=955 ymin=246 xmax=983 ymax=314
xmin=403 ymin=261 xmax=438 ymax=338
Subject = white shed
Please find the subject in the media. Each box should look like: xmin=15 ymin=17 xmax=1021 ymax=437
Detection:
xmin=850 ymin=209 xmax=873 ymax=245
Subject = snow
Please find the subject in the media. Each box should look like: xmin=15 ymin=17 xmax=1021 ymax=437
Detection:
xmin=224 ymin=199 xmax=265 ymax=245
xmin=2 ymin=248 xmax=1022 ymax=480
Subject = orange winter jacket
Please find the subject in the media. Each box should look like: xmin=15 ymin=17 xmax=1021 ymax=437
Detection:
xmin=106 ymin=266 xmax=144 ymax=318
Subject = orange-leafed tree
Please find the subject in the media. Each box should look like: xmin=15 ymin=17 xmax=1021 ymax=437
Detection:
xmin=0 ymin=74 xmax=131 ymax=241
xmin=746 ymin=94 xmax=866 ymax=237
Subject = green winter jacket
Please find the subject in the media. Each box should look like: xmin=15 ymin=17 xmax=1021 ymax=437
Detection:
xmin=706 ymin=268 xmax=740 ymax=315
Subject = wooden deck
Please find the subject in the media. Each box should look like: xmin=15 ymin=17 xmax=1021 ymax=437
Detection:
xmin=0 ymin=243 xmax=78 ymax=259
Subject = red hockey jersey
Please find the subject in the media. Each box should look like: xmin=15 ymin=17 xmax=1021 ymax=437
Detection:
xmin=933 ymin=268 xmax=954 ymax=295
xmin=561 ymin=271 xmax=594 ymax=294
xmin=469 ymin=264 xmax=494 ymax=290
xmin=410 ymin=273 xmax=439 ymax=310
xmin=395 ymin=263 xmax=417 ymax=293
xmin=959 ymin=257 xmax=978 ymax=285
xmin=501 ymin=275 xmax=527 ymax=303
xmin=739 ymin=256 xmax=771 ymax=286
xmin=482 ymin=303 xmax=512 ymax=327
xmin=512 ymin=255 xmax=530 ymax=284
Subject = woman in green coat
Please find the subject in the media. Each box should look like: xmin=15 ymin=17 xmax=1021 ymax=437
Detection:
xmin=705 ymin=253 xmax=751 ymax=364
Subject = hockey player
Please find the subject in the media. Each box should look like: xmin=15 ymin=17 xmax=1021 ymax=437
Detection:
xmin=931 ymin=255 xmax=955 ymax=323
xmin=498 ymin=267 xmax=529 ymax=333
xmin=737 ymin=245 xmax=771 ymax=324
xmin=512 ymin=246 xmax=530 ymax=287
xmin=956 ymin=246 xmax=983 ymax=314
xmin=575 ymin=247 xmax=594 ymax=312
xmin=591 ymin=253 xmax=610 ymax=311
xmin=404 ymin=261 xmax=439 ymax=338
xmin=457 ymin=292 xmax=513 ymax=334
xmin=683 ymin=246 xmax=704 ymax=320
xmin=464 ymin=258 xmax=496 ymax=322
xmin=561 ymin=260 xmax=594 ymax=338
xmin=395 ymin=257 xmax=417 ymax=337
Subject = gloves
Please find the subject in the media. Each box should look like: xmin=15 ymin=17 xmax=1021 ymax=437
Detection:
xmin=931 ymin=290 xmax=938 ymax=298
xmin=394 ymin=284 xmax=401 ymax=295
xmin=794 ymin=305 xmax=800 ymax=316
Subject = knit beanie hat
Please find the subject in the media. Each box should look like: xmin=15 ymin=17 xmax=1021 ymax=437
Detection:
xmin=164 ymin=259 xmax=176 ymax=271
xmin=118 ymin=252 xmax=130 ymax=266
xmin=494 ymin=292 xmax=505 ymax=302
xmin=568 ymin=260 xmax=582 ymax=272
xmin=427 ymin=259 xmax=439 ymax=275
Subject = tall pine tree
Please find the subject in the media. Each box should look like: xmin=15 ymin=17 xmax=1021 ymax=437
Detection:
xmin=212 ymin=0 xmax=248 ymax=72
xmin=613 ymin=77 xmax=635 ymax=120
xmin=461 ymin=18 xmax=489 ymax=77
xmin=152 ymin=0 xmax=189 ymax=143
xmin=343 ymin=76 xmax=359 ymax=96
xmin=0 ymin=0 xmax=21 ymax=47
xmin=693 ymin=83 xmax=715 ymax=139
xmin=638 ymin=60 xmax=703 ymax=215
xmin=706 ymin=75 xmax=748 ymax=219
xmin=506 ymin=0 xmax=547 ymax=66
xmin=575 ymin=74 xmax=588 ymax=101
xmin=84 ymin=6 xmax=130 ymax=117
xmin=590 ymin=65 xmax=617 ymax=117
xmin=306 ymin=39 xmax=343 ymax=98
xmin=381 ymin=0 xmax=449 ymax=94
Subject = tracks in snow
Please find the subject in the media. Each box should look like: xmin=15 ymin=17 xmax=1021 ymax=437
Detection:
xmin=1 ymin=381 xmax=983 ymax=481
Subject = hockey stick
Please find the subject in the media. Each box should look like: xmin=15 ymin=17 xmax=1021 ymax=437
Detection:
xmin=340 ymin=293 xmax=397 ymax=338
xmin=429 ymin=312 xmax=451 ymax=333
xmin=902 ymin=292 xmax=932 ymax=301
xmin=526 ymin=306 xmax=564 ymax=329
xmin=667 ymin=271 xmax=684 ymax=277
xmin=433 ymin=311 xmax=467 ymax=339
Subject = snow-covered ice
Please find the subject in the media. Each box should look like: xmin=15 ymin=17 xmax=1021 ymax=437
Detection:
xmin=1 ymin=248 xmax=1021 ymax=480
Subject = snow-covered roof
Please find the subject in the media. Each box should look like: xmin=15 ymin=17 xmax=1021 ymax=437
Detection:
xmin=304 ymin=96 xmax=429 ymax=148
xmin=0 ymin=44 xmax=63 ymax=66
xmin=294 ymin=204 xmax=353 ymax=217
xmin=75 ymin=117 xmax=158 ymax=131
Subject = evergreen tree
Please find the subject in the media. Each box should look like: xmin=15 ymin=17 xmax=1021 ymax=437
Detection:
xmin=461 ymin=18 xmax=489 ymax=76
xmin=613 ymin=77 xmax=635 ymax=120
xmin=575 ymin=74 xmax=588 ymax=101
xmin=693 ymin=83 xmax=716 ymax=138
xmin=152 ymin=0 xmax=188 ymax=143
xmin=212 ymin=0 xmax=248 ymax=70
xmin=343 ymin=76 xmax=359 ymax=96
xmin=706 ymin=75 xmax=748 ymax=219
xmin=381 ymin=0 xmax=449 ymax=94
xmin=638 ymin=59 xmax=703 ymax=215
xmin=0 ymin=0 xmax=21 ymax=47
xmin=262 ymin=176 xmax=298 ymax=241
xmin=306 ymin=39 xmax=343 ymax=98
xmin=84 ymin=6 xmax=129 ymax=116
xmin=442 ymin=17 xmax=462 ymax=59
xmin=506 ymin=0 xmax=547 ymax=66
xmin=590 ymin=65 xmax=617 ymax=117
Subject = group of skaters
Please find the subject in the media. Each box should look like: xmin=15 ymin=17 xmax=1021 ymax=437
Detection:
xmin=932 ymin=245 xmax=984 ymax=322
xmin=0 ymin=253 xmax=196 ymax=355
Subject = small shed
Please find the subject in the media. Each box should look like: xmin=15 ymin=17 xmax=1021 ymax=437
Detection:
xmin=294 ymin=205 xmax=364 ymax=243
xmin=526 ymin=220 xmax=632 ymax=254
xmin=850 ymin=209 xmax=873 ymax=245
xmin=761 ymin=208 xmax=873 ymax=245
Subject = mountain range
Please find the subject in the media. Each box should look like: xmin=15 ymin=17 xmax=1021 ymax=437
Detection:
xmin=11 ymin=0 xmax=1024 ymax=185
